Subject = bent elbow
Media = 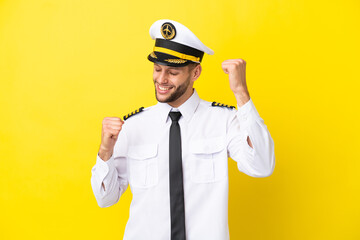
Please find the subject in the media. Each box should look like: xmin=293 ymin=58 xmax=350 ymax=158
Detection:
xmin=247 ymin=153 xmax=275 ymax=178
xmin=259 ymin=155 xmax=276 ymax=177
xmin=258 ymin=167 xmax=274 ymax=177
xmin=255 ymin=139 xmax=276 ymax=178
xmin=96 ymin=195 xmax=114 ymax=208
xmin=97 ymin=201 xmax=114 ymax=208
xmin=96 ymin=191 xmax=121 ymax=208
xmin=97 ymin=201 xmax=110 ymax=208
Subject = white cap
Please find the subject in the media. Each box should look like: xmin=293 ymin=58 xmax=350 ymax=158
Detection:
xmin=149 ymin=19 xmax=214 ymax=55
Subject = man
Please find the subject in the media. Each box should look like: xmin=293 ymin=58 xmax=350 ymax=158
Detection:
xmin=91 ymin=19 xmax=275 ymax=240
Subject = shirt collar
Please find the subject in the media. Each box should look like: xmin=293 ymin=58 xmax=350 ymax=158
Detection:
xmin=155 ymin=88 xmax=200 ymax=124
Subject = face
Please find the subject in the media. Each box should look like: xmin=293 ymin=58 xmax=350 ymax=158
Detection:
xmin=153 ymin=63 xmax=195 ymax=106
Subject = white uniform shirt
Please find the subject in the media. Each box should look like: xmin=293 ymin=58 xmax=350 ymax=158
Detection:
xmin=90 ymin=89 xmax=275 ymax=240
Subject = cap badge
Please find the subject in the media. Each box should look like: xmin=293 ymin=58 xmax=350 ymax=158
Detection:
xmin=150 ymin=51 xmax=157 ymax=59
xmin=164 ymin=59 xmax=187 ymax=64
xmin=161 ymin=22 xmax=176 ymax=40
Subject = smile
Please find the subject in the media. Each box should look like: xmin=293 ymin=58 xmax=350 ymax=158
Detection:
xmin=156 ymin=84 xmax=174 ymax=94
xmin=159 ymin=86 xmax=172 ymax=91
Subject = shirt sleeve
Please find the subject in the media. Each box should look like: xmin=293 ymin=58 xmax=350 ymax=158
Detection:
xmin=90 ymin=128 xmax=129 ymax=208
xmin=226 ymin=98 xmax=275 ymax=177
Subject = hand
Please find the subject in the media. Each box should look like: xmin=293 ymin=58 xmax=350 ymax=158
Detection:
xmin=99 ymin=117 xmax=124 ymax=161
xmin=221 ymin=59 xmax=250 ymax=105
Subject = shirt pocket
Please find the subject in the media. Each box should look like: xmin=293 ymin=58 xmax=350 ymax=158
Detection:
xmin=128 ymin=143 xmax=159 ymax=188
xmin=189 ymin=136 xmax=227 ymax=183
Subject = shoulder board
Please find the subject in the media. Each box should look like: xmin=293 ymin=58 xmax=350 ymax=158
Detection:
xmin=211 ymin=102 xmax=236 ymax=109
xmin=123 ymin=107 xmax=145 ymax=120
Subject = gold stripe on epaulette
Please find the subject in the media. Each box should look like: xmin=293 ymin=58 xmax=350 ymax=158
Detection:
xmin=123 ymin=107 xmax=145 ymax=121
xmin=211 ymin=102 xmax=235 ymax=109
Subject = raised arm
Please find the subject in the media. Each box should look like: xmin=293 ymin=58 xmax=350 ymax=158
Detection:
xmin=90 ymin=117 xmax=129 ymax=207
xmin=222 ymin=59 xmax=275 ymax=177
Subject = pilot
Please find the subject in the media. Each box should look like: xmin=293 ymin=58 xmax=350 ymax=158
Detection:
xmin=91 ymin=19 xmax=275 ymax=240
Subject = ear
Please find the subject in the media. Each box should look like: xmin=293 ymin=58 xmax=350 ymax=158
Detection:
xmin=192 ymin=64 xmax=202 ymax=80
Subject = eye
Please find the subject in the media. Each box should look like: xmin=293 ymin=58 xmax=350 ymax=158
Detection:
xmin=169 ymin=72 xmax=178 ymax=76
xmin=155 ymin=69 xmax=161 ymax=72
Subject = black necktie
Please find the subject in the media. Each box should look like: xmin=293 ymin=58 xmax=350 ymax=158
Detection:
xmin=169 ymin=111 xmax=186 ymax=240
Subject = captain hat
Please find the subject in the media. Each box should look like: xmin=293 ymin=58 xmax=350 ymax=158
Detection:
xmin=147 ymin=19 xmax=214 ymax=67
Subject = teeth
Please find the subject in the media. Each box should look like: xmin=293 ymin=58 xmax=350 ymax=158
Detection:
xmin=159 ymin=86 xmax=171 ymax=91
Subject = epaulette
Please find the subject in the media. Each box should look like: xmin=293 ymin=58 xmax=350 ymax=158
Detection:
xmin=211 ymin=102 xmax=236 ymax=109
xmin=123 ymin=107 xmax=145 ymax=120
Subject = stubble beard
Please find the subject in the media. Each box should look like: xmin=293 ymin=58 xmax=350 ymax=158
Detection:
xmin=154 ymin=76 xmax=191 ymax=103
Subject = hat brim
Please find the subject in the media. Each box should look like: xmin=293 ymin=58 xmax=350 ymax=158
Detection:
xmin=147 ymin=51 xmax=193 ymax=67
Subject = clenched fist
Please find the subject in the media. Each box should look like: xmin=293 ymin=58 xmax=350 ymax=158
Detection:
xmin=99 ymin=117 xmax=124 ymax=161
xmin=221 ymin=59 xmax=250 ymax=106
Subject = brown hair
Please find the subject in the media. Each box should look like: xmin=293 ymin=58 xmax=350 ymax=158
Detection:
xmin=187 ymin=62 xmax=200 ymax=72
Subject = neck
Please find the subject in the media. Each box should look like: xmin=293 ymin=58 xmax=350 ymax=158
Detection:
xmin=168 ymin=88 xmax=194 ymax=108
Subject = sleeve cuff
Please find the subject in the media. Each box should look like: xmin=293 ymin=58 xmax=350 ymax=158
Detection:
xmin=236 ymin=98 xmax=261 ymax=130
xmin=95 ymin=153 xmax=115 ymax=179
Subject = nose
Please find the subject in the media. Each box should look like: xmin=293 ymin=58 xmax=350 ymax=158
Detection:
xmin=156 ymin=70 xmax=168 ymax=85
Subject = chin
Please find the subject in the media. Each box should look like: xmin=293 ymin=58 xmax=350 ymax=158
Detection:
xmin=156 ymin=92 xmax=171 ymax=103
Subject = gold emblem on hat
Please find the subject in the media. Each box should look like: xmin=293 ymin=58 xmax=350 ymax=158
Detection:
xmin=161 ymin=22 xmax=176 ymax=40
xmin=150 ymin=51 xmax=157 ymax=59
xmin=164 ymin=59 xmax=187 ymax=64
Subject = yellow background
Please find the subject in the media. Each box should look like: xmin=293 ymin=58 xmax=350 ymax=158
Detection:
xmin=1 ymin=0 xmax=359 ymax=239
